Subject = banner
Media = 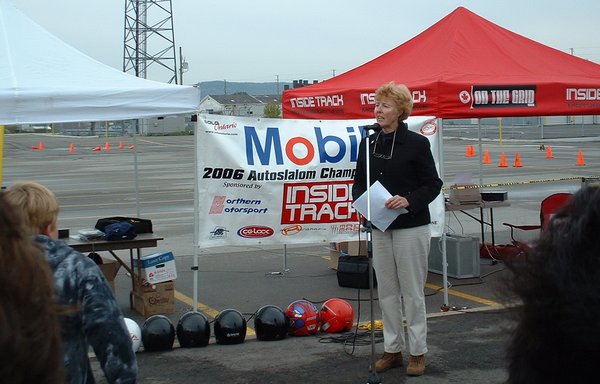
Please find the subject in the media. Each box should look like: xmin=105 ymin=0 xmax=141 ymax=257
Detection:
xmin=195 ymin=114 xmax=444 ymax=248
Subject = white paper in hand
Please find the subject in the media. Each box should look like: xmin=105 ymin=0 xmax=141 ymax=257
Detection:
xmin=352 ymin=181 xmax=407 ymax=232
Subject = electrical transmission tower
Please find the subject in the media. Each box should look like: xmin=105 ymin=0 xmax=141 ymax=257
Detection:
xmin=123 ymin=0 xmax=178 ymax=84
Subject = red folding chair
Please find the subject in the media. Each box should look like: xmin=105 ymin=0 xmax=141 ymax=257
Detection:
xmin=502 ymin=192 xmax=573 ymax=257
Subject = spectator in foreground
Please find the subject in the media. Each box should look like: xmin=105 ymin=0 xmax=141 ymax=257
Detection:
xmin=506 ymin=185 xmax=600 ymax=383
xmin=5 ymin=181 xmax=137 ymax=384
xmin=0 ymin=192 xmax=64 ymax=383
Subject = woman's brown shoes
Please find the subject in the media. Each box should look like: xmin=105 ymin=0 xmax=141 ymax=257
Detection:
xmin=370 ymin=352 xmax=403 ymax=373
xmin=406 ymin=354 xmax=425 ymax=376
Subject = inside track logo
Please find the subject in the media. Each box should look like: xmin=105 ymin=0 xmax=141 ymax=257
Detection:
xmin=566 ymin=88 xmax=600 ymax=101
xmin=360 ymin=90 xmax=426 ymax=105
xmin=281 ymin=180 xmax=358 ymax=224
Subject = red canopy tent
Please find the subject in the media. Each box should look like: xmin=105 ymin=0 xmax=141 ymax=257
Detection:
xmin=283 ymin=7 xmax=600 ymax=120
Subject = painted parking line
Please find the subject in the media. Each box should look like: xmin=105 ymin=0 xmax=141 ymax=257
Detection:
xmin=173 ymin=283 xmax=497 ymax=337
xmin=174 ymin=290 xmax=257 ymax=337
xmin=425 ymin=282 xmax=501 ymax=307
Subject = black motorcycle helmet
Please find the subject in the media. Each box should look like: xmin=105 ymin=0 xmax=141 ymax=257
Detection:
xmin=254 ymin=305 xmax=289 ymax=341
xmin=214 ymin=309 xmax=247 ymax=345
xmin=176 ymin=311 xmax=211 ymax=348
xmin=141 ymin=314 xmax=175 ymax=352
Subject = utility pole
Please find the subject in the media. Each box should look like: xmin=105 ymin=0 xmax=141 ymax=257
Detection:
xmin=179 ymin=46 xmax=188 ymax=85
xmin=123 ymin=0 xmax=178 ymax=84
xmin=224 ymin=79 xmax=227 ymax=95
xmin=276 ymin=75 xmax=280 ymax=94
xmin=332 ymin=69 xmax=336 ymax=77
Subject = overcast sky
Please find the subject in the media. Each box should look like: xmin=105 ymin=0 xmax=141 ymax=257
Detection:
xmin=10 ymin=0 xmax=600 ymax=85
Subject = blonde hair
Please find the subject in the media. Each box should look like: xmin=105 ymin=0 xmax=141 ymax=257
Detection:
xmin=4 ymin=181 xmax=60 ymax=236
xmin=375 ymin=82 xmax=413 ymax=121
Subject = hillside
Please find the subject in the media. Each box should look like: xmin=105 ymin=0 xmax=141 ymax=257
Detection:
xmin=195 ymin=81 xmax=292 ymax=96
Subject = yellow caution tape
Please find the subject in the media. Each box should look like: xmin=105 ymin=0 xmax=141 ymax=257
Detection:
xmin=443 ymin=176 xmax=585 ymax=191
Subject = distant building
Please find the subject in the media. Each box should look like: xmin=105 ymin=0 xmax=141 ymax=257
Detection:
xmin=199 ymin=93 xmax=281 ymax=117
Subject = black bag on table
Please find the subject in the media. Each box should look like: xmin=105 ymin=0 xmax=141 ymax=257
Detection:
xmin=336 ymin=255 xmax=377 ymax=289
xmin=104 ymin=221 xmax=136 ymax=241
xmin=95 ymin=216 xmax=153 ymax=234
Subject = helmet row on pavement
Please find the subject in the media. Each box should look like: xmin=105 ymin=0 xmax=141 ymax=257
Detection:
xmin=128 ymin=298 xmax=355 ymax=351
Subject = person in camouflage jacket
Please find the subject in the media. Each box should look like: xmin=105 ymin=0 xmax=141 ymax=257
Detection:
xmin=6 ymin=181 xmax=137 ymax=384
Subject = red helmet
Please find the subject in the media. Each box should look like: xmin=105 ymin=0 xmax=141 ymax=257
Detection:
xmin=285 ymin=299 xmax=320 ymax=336
xmin=319 ymin=298 xmax=354 ymax=333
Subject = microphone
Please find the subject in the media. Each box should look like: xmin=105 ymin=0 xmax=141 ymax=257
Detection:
xmin=363 ymin=123 xmax=381 ymax=132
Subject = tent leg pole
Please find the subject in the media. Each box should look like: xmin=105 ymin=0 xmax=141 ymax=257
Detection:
xmin=269 ymin=245 xmax=290 ymax=276
xmin=192 ymin=247 xmax=199 ymax=311
xmin=438 ymin=118 xmax=449 ymax=309
xmin=132 ymin=132 xmax=140 ymax=217
xmin=192 ymin=116 xmax=200 ymax=312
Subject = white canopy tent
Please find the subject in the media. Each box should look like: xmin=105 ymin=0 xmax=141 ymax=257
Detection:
xmin=0 ymin=0 xmax=200 ymax=198
xmin=0 ymin=0 xmax=203 ymax=310
xmin=0 ymin=0 xmax=200 ymax=125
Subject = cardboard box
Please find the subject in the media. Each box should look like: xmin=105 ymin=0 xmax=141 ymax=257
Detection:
xmin=132 ymin=280 xmax=176 ymax=317
xmin=134 ymin=251 xmax=177 ymax=285
xmin=329 ymin=247 xmax=340 ymax=270
xmin=98 ymin=258 xmax=121 ymax=293
xmin=329 ymin=241 xmax=368 ymax=270
xmin=339 ymin=240 xmax=368 ymax=256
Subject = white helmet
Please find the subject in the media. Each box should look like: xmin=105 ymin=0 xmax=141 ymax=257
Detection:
xmin=124 ymin=318 xmax=142 ymax=353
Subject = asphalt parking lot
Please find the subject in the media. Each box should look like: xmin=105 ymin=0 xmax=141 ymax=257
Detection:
xmin=3 ymin=130 xmax=600 ymax=383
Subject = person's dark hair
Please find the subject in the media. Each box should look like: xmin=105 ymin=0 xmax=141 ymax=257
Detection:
xmin=0 ymin=193 xmax=64 ymax=383
xmin=506 ymin=186 xmax=600 ymax=383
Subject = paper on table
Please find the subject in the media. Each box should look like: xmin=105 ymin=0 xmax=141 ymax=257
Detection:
xmin=352 ymin=180 xmax=407 ymax=232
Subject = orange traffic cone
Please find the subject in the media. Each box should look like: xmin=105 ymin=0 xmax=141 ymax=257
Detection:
xmin=482 ymin=150 xmax=490 ymax=164
xmin=69 ymin=143 xmax=75 ymax=153
xmin=513 ymin=152 xmax=523 ymax=167
xmin=498 ymin=152 xmax=507 ymax=167
xmin=104 ymin=142 xmax=111 ymax=151
xmin=465 ymin=145 xmax=475 ymax=157
xmin=39 ymin=141 xmax=45 ymax=150
xmin=577 ymin=150 xmax=586 ymax=166
xmin=119 ymin=140 xmax=125 ymax=149
xmin=92 ymin=146 xmax=102 ymax=152
xmin=545 ymin=146 xmax=554 ymax=158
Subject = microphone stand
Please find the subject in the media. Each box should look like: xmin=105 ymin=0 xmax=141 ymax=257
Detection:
xmin=362 ymin=124 xmax=382 ymax=384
